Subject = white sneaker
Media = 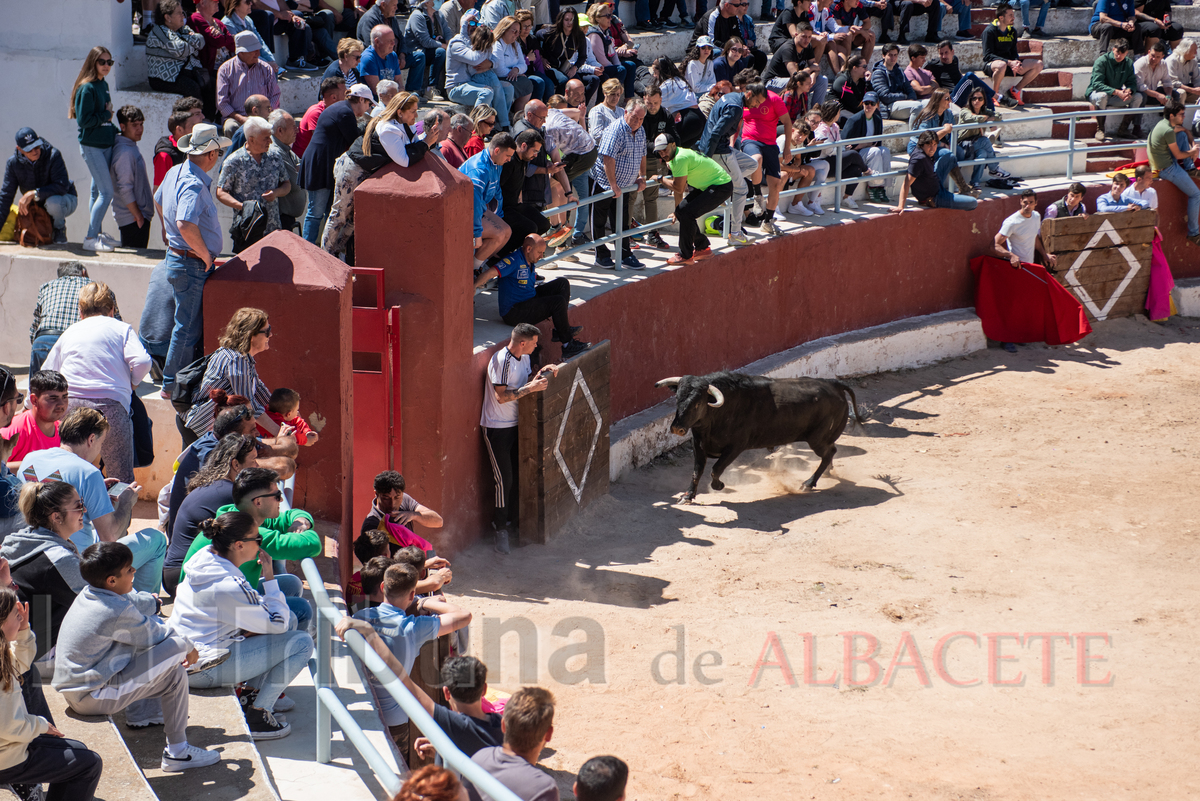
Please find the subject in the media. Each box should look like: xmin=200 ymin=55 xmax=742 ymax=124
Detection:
xmin=788 ymin=200 xmax=813 ymax=216
xmin=728 ymin=230 xmax=749 ymax=245
xmin=83 ymin=236 xmax=114 ymax=252
xmin=161 ymin=744 xmax=221 ymax=772
xmin=272 ymin=693 xmax=296 ymax=713
xmin=98 ymin=232 xmax=121 ymax=247
xmin=807 ymin=200 xmax=825 ymax=215
xmin=843 ymin=196 xmax=859 ymax=209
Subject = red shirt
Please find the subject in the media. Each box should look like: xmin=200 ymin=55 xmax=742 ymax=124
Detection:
xmin=464 ymin=134 xmax=485 ymax=158
xmin=296 ymin=101 xmax=326 ymax=158
xmin=0 ymin=410 xmax=60 ymax=465
xmin=258 ymin=411 xmax=315 ymax=446
xmin=153 ymin=135 xmax=179 ymax=188
xmin=742 ymin=91 xmax=790 ymax=144
xmin=440 ymin=138 xmax=468 ymax=168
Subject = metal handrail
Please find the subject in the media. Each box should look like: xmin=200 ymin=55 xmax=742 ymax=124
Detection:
xmin=522 ymin=103 xmax=1195 ymax=266
xmin=299 ymin=558 xmax=522 ymax=801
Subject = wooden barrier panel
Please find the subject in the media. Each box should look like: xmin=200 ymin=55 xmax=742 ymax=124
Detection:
xmin=518 ymin=342 xmax=611 ymax=545
xmin=1042 ymin=209 xmax=1157 ymax=322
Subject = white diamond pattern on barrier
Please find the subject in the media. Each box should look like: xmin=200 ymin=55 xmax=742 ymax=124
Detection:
xmin=553 ymin=369 xmax=602 ymax=504
xmin=1062 ymin=218 xmax=1142 ymax=321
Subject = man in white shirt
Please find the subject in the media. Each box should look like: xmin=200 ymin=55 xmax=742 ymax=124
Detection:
xmin=1121 ymin=164 xmax=1159 ymax=209
xmin=993 ymin=188 xmax=1058 ymax=352
xmin=479 ymin=324 xmax=560 ymax=554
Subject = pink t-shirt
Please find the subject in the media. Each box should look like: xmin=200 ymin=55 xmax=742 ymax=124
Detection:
xmin=0 ymin=410 xmax=60 ymax=464
xmin=742 ymin=92 xmax=790 ymax=145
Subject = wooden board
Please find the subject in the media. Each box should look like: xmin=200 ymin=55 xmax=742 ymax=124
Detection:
xmin=1041 ymin=208 xmax=1158 ymax=252
xmin=1042 ymin=209 xmax=1157 ymax=323
xmin=518 ymin=341 xmax=611 ymax=545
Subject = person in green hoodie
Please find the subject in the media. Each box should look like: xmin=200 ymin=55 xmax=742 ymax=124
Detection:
xmin=70 ymin=46 xmax=120 ymax=253
xmin=1086 ymin=38 xmax=1144 ymax=141
xmin=180 ymin=467 xmax=318 ymax=633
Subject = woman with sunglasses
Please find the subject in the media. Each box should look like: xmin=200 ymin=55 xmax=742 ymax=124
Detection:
xmin=322 ymin=37 xmax=365 ymax=95
xmin=464 ymin=105 xmax=498 ymax=157
xmin=170 ymin=509 xmax=314 ymax=740
xmin=586 ymin=3 xmax=637 ymax=99
xmin=184 ymin=307 xmax=278 ymax=447
xmin=957 ymin=87 xmax=1005 ymax=190
xmin=70 ymin=46 xmax=120 ymax=253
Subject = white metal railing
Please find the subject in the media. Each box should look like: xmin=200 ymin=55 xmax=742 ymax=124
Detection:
xmin=299 ymin=558 xmax=521 ymax=801
xmin=533 ymin=103 xmax=1191 ymax=268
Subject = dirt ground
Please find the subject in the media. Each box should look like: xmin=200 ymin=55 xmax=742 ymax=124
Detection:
xmin=449 ymin=315 xmax=1200 ymax=801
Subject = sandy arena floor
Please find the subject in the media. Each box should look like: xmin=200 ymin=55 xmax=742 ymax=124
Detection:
xmin=449 ymin=315 xmax=1200 ymax=800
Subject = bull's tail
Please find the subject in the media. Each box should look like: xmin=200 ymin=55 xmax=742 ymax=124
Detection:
xmin=832 ymin=381 xmax=864 ymax=428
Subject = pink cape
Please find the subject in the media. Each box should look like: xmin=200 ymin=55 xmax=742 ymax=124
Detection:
xmin=1146 ymin=229 xmax=1176 ymax=321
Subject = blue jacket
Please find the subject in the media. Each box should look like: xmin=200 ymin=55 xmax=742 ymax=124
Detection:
xmin=0 ymin=142 xmax=76 ymax=215
xmin=697 ymin=93 xmax=744 ymax=157
xmin=1091 ymin=0 xmax=1136 ymax=27
xmin=870 ymin=61 xmax=915 ymax=109
xmin=459 ymin=148 xmax=503 ymax=238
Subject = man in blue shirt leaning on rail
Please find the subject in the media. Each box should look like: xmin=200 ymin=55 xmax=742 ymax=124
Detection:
xmin=473 ymin=233 xmax=592 ymax=364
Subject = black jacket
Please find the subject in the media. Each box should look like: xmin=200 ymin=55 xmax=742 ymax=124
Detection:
xmin=689 ymin=8 xmax=743 ymax=51
xmin=831 ymin=73 xmax=868 ymax=115
xmin=843 ymin=108 xmax=885 ymax=147
xmin=300 ymin=100 xmax=364 ymax=191
xmin=0 ymin=142 xmax=76 ymax=215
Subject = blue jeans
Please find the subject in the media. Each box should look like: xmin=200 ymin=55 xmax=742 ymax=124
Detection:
xmin=963 ymin=136 xmax=997 ymax=185
xmin=933 ymin=146 xmax=956 ymax=188
xmin=634 ymin=0 xmax=651 ymax=23
xmin=404 ymin=48 xmax=428 ymax=92
xmin=42 ymin=193 xmax=78 ymax=232
xmin=263 ymin=573 xmax=313 ymax=634
xmin=571 ymin=172 xmax=591 ymax=237
xmin=188 ymin=626 xmax=314 ymax=713
xmin=602 ymin=64 xmax=634 ymax=101
xmin=162 ymin=251 xmax=210 ymax=389
xmin=527 ymin=73 xmax=551 ymax=102
xmin=1019 ymin=0 xmax=1049 ymax=29
xmin=80 ymin=144 xmax=114 ymax=240
xmin=936 ymin=188 xmax=979 ymax=210
xmin=422 ymin=47 xmax=447 ymax=91
xmin=123 ymin=527 xmax=168 ymax=594
xmin=1160 ymin=161 xmax=1200 ymax=236
xmin=302 ymin=186 xmax=332 ymax=244
xmin=448 ymin=79 xmax=499 ymax=116
xmin=29 ymin=333 xmax=61 ymax=376
xmin=492 ymin=73 xmax=515 ymax=126
xmin=946 ymin=0 xmax=973 ymax=31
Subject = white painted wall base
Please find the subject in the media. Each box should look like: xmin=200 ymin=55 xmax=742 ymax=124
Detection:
xmin=609 ymin=308 xmax=987 ymax=482
xmin=1174 ymin=277 xmax=1200 ymax=317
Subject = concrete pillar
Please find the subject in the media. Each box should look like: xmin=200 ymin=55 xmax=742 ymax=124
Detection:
xmin=354 ymin=159 xmax=484 ymax=555
xmin=202 ymin=230 xmax=354 ymax=563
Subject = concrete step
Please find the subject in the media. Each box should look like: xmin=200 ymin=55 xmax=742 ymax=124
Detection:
xmin=42 ymin=685 xmax=157 ymax=801
xmin=1023 ymin=84 xmax=1074 ymax=103
xmin=1085 ymin=155 xmax=1133 ymax=172
xmin=115 ymin=688 xmax=281 ymax=801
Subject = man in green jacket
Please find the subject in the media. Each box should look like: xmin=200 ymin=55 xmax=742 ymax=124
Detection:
xmin=1087 ymin=38 xmax=1144 ymax=141
xmin=180 ymin=467 xmax=320 ymax=633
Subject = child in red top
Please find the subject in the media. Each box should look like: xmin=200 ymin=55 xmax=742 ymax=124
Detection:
xmin=257 ymin=387 xmax=318 ymax=446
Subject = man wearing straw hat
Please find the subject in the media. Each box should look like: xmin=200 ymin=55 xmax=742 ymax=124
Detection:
xmin=152 ymin=122 xmax=231 ymax=400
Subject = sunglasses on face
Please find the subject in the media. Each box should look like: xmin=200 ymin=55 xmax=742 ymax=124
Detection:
xmin=97 ymin=58 xmax=115 ymax=66
xmin=239 ymin=535 xmax=265 ymax=545
xmin=257 ymin=326 xmax=272 ymax=337
xmin=863 ymin=101 xmax=878 ymax=106
xmin=480 ymin=119 xmax=496 ymax=127
xmin=252 ymin=491 xmax=284 ymax=503
xmin=61 ymin=501 xmax=86 ymax=514
xmin=2 ymin=393 xmax=24 ymax=407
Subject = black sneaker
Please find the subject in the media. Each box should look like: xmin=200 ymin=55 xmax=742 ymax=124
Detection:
xmin=10 ymin=785 xmax=45 ymax=801
xmin=955 ymin=29 xmax=973 ymax=38
xmin=595 ymin=252 xmax=616 ymax=268
xmin=647 ymin=231 xmax=668 ymax=248
xmin=570 ymin=232 xmax=591 ymax=248
xmin=551 ymin=325 xmax=583 ymax=342
xmin=52 ymin=228 xmax=67 ymax=245
xmin=244 ymin=706 xmax=291 ymax=740
xmin=561 ymin=339 xmax=591 ymax=358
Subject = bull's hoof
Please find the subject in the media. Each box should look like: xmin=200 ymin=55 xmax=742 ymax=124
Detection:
xmin=682 ymin=492 xmax=696 ymax=504
xmin=711 ymin=477 xmax=725 ymax=491
xmin=801 ymin=481 xmax=816 ymax=492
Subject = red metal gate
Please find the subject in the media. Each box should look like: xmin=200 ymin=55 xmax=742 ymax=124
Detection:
xmin=351 ymin=268 xmax=401 ymax=550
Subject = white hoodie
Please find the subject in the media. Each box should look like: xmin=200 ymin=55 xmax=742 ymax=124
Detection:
xmin=167 ymin=546 xmax=292 ymax=660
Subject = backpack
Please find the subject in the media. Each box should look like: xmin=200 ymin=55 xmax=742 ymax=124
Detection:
xmin=230 ymin=199 xmax=267 ymax=252
xmin=170 ymin=352 xmax=213 ymax=416
xmin=16 ymin=203 xmax=53 ymax=248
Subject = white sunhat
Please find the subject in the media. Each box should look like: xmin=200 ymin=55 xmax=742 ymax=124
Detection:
xmin=176 ymin=122 xmax=233 ymax=155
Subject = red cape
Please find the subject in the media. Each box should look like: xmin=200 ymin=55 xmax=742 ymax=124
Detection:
xmin=969 ymin=256 xmax=1093 ymax=346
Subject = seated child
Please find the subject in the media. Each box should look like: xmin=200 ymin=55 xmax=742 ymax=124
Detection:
xmin=353 ymin=563 xmax=472 ymax=766
xmin=52 ymin=543 xmax=223 ymax=772
xmin=335 ymin=619 xmax=501 ymax=759
xmin=0 ymin=588 xmax=103 ymax=800
xmin=347 ymin=528 xmax=394 ymax=599
xmin=258 ymin=388 xmax=318 ymax=447
xmin=351 ymin=555 xmax=394 ymax=613
xmin=393 ymin=545 xmax=452 ymax=599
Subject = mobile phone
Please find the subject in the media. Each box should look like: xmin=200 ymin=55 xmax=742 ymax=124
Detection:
xmin=107 ymin=481 xmax=132 ymax=499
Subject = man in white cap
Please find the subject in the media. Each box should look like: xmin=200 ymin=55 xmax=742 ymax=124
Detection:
xmin=653 ymin=132 xmax=733 ymax=265
xmin=217 ymin=31 xmax=281 ymax=132
xmin=152 ymin=122 xmax=231 ymax=400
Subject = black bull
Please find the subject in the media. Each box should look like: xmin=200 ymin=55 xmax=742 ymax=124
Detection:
xmin=656 ymin=372 xmax=861 ymax=501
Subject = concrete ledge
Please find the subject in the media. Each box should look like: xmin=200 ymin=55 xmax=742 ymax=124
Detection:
xmin=609 ymin=308 xmax=985 ymax=482
xmin=1176 ymin=277 xmax=1200 ymax=317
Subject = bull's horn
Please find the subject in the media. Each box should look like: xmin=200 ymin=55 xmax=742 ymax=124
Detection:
xmin=655 ymin=377 xmax=683 ymax=389
xmin=707 ymin=385 xmax=725 ymax=408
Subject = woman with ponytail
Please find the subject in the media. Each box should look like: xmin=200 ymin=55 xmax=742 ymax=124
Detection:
xmin=168 ymin=511 xmax=313 ymax=741
xmin=0 ymin=588 xmax=103 ymax=801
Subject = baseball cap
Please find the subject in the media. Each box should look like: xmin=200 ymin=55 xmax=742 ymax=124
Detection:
xmin=15 ymin=127 xmax=43 ymax=153
xmin=348 ymin=83 xmax=376 ymax=101
xmin=652 ymin=132 xmax=675 ymax=152
xmin=863 ymin=91 xmax=879 ymax=104
xmin=235 ymin=30 xmax=262 ymax=54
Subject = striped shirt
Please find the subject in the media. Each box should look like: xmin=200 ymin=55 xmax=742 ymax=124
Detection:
xmin=184 ymin=347 xmax=271 ymax=435
xmin=29 ymin=275 xmax=90 ymax=341
xmin=480 ymin=346 xmax=530 ymax=428
xmin=216 ymin=57 xmax=280 ymax=120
